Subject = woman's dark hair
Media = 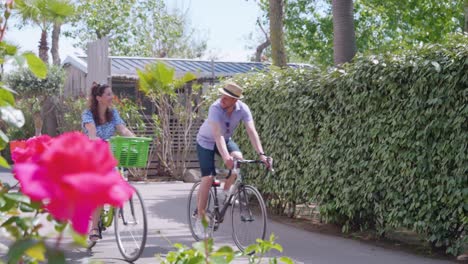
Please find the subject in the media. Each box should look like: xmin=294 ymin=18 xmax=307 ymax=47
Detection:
xmin=89 ymin=82 xmax=113 ymax=125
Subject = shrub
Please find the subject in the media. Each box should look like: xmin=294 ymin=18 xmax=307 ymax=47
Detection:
xmin=212 ymin=36 xmax=468 ymax=255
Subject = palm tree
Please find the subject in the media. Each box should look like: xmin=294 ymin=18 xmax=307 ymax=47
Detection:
xmin=15 ymin=0 xmax=74 ymax=64
xmin=332 ymin=0 xmax=356 ymax=66
xmin=50 ymin=0 xmax=74 ymax=65
xmin=15 ymin=0 xmax=74 ymax=136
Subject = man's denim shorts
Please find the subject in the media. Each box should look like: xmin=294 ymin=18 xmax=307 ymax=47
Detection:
xmin=197 ymin=140 xmax=241 ymax=177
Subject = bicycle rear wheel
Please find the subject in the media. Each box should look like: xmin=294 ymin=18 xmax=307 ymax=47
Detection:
xmin=231 ymin=185 xmax=267 ymax=253
xmin=114 ymin=186 xmax=147 ymax=262
xmin=187 ymin=181 xmax=216 ymax=241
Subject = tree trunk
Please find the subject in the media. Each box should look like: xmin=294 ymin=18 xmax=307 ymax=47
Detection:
xmin=33 ymin=112 xmax=43 ymax=136
xmin=269 ymin=0 xmax=287 ymax=67
xmin=38 ymin=30 xmax=49 ymax=63
xmin=332 ymin=0 xmax=356 ymax=66
xmin=51 ymin=22 xmax=61 ymax=65
xmin=41 ymin=97 xmax=58 ymax=136
xmin=464 ymin=0 xmax=468 ymax=32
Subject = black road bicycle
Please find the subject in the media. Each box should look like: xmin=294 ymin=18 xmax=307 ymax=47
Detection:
xmin=187 ymin=158 xmax=273 ymax=252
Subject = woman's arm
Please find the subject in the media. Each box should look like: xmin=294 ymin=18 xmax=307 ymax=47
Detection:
xmin=116 ymin=124 xmax=135 ymax=137
xmin=84 ymin=123 xmax=98 ymax=140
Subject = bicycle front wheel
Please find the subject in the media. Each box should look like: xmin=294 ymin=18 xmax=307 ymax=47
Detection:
xmin=114 ymin=186 xmax=147 ymax=262
xmin=231 ymin=185 xmax=267 ymax=253
xmin=187 ymin=181 xmax=216 ymax=241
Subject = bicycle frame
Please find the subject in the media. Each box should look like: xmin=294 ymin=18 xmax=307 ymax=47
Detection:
xmin=210 ymin=159 xmax=264 ymax=223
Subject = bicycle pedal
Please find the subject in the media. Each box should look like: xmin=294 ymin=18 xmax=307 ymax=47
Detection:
xmin=241 ymin=216 xmax=254 ymax=222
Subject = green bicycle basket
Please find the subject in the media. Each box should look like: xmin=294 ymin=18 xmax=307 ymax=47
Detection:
xmin=109 ymin=136 xmax=152 ymax=168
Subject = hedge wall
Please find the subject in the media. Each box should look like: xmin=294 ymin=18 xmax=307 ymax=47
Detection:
xmin=223 ymin=40 xmax=467 ymax=254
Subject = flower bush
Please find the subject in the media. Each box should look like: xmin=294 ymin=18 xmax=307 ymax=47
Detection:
xmin=11 ymin=132 xmax=134 ymax=234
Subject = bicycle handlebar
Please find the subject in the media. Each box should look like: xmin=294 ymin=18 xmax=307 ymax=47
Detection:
xmin=227 ymin=157 xmax=275 ymax=177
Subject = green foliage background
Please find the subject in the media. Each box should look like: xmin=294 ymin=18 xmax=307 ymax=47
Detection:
xmin=5 ymin=65 xmax=64 ymax=96
xmin=210 ymin=36 xmax=468 ymax=255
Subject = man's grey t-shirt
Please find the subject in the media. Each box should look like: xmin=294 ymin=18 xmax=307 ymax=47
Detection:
xmin=197 ymin=99 xmax=253 ymax=150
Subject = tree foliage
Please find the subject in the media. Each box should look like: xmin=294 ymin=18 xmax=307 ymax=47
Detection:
xmin=5 ymin=65 xmax=64 ymax=97
xmin=14 ymin=0 xmax=75 ymax=63
xmin=278 ymin=0 xmax=465 ymax=66
xmin=67 ymin=0 xmax=207 ymax=58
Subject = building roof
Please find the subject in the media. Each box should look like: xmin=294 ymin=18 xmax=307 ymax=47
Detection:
xmin=62 ymin=55 xmax=310 ymax=79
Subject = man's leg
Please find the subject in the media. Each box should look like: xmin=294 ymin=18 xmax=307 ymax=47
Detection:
xmin=197 ymin=175 xmax=213 ymax=217
xmin=223 ymin=151 xmax=243 ymax=191
xmin=196 ymin=144 xmax=216 ymax=219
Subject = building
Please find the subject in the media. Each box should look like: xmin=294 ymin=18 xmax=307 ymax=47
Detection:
xmin=61 ymin=39 xmax=309 ymax=178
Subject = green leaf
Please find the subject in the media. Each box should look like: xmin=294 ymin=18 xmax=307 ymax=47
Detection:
xmin=210 ymin=255 xmax=229 ymax=264
xmin=244 ymin=244 xmax=258 ymax=255
xmin=0 ymin=156 xmax=10 ymax=169
xmin=0 ymin=130 xmax=8 ymax=151
xmin=22 ymin=52 xmax=47 ymax=79
xmin=212 ymin=246 xmax=235 ymax=262
xmin=7 ymin=239 xmax=38 ymax=263
xmin=4 ymin=193 xmax=30 ymax=204
xmin=0 ymin=197 xmax=6 ymax=208
xmin=431 ymin=61 xmax=441 ymax=72
xmin=46 ymin=248 xmax=66 ymax=264
xmin=71 ymin=232 xmax=87 ymax=248
xmin=0 ymin=42 xmax=18 ymax=56
xmin=19 ymin=203 xmax=35 ymax=213
xmin=25 ymin=242 xmax=45 ymax=261
xmin=0 ymin=87 xmax=15 ymax=106
xmin=186 ymin=256 xmax=204 ymax=264
xmin=279 ymin=256 xmax=294 ymax=264
xmin=54 ymin=222 xmax=67 ymax=232
xmin=182 ymin=72 xmax=197 ymax=83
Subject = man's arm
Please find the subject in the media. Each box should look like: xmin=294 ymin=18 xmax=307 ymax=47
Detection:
xmin=244 ymin=120 xmax=270 ymax=167
xmin=209 ymin=120 xmax=234 ymax=169
xmin=244 ymin=120 xmax=265 ymax=156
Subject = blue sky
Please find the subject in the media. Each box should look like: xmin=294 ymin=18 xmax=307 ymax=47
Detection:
xmin=5 ymin=0 xmax=262 ymax=63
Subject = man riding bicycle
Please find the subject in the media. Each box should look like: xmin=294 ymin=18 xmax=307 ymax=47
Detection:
xmin=195 ymin=81 xmax=270 ymax=234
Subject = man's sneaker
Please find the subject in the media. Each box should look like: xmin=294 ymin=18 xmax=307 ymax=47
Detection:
xmin=194 ymin=214 xmax=215 ymax=239
xmin=194 ymin=218 xmax=204 ymax=238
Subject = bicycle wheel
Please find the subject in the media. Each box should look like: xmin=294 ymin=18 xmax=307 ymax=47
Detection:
xmin=231 ymin=185 xmax=267 ymax=253
xmin=114 ymin=186 xmax=147 ymax=262
xmin=187 ymin=181 xmax=216 ymax=241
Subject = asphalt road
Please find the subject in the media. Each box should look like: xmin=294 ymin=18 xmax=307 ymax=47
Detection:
xmin=0 ymin=173 xmax=455 ymax=263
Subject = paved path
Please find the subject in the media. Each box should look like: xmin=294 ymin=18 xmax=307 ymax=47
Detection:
xmin=0 ymin=173 xmax=454 ymax=263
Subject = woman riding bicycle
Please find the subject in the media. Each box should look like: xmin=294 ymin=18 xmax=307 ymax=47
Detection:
xmin=82 ymin=82 xmax=134 ymax=241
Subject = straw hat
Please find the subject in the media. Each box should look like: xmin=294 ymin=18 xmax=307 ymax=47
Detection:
xmin=218 ymin=82 xmax=244 ymax=99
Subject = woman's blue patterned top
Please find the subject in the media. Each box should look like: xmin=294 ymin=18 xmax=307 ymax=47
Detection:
xmin=81 ymin=108 xmax=125 ymax=140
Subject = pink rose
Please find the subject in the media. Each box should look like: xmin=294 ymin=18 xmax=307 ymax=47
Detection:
xmin=11 ymin=135 xmax=52 ymax=164
xmin=13 ymin=132 xmax=134 ymax=234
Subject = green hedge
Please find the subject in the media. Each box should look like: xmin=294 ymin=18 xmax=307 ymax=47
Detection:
xmin=223 ymin=39 xmax=467 ymax=255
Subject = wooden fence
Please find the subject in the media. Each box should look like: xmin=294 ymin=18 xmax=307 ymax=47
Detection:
xmin=133 ymin=116 xmax=202 ymax=177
